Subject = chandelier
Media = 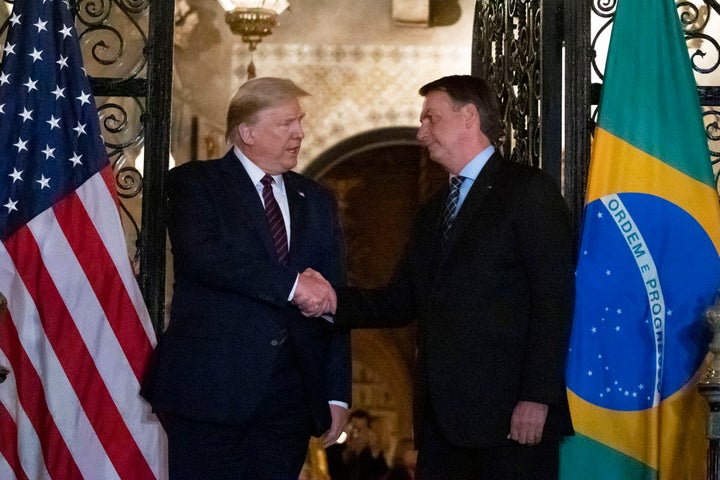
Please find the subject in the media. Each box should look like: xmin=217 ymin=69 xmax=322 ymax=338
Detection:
xmin=217 ymin=0 xmax=290 ymax=78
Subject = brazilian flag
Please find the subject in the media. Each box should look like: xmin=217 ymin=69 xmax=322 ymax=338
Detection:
xmin=560 ymin=0 xmax=720 ymax=478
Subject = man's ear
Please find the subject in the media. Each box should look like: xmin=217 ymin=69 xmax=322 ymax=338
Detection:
xmin=463 ymin=103 xmax=479 ymax=129
xmin=238 ymin=123 xmax=254 ymax=145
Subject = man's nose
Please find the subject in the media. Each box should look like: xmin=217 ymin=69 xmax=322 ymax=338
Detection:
xmin=416 ymin=124 xmax=426 ymax=142
xmin=294 ymin=122 xmax=305 ymax=139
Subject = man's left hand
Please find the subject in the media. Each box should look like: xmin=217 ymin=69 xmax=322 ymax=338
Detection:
xmin=319 ymin=403 xmax=348 ymax=448
xmin=507 ymin=400 xmax=548 ymax=446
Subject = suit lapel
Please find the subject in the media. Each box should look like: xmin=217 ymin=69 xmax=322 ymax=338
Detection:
xmin=217 ymin=150 xmax=278 ymax=261
xmin=283 ymin=173 xmax=306 ymax=267
xmin=453 ymin=153 xmax=503 ymax=229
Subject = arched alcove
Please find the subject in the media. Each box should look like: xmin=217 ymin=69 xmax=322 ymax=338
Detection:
xmin=304 ymin=127 xmax=447 ymax=452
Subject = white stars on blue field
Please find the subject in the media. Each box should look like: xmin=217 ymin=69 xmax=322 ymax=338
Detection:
xmin=567 ymin=193 xmax=719 ymax=411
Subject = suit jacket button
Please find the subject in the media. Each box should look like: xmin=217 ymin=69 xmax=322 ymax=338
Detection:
xmin=271 ymin=340 xmax=279 ymax=346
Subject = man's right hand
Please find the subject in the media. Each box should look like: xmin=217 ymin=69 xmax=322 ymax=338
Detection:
xmin=293 ymin=268 xmax=336 ymax=317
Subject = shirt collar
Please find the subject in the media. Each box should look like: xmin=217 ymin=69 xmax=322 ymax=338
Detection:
xmin=233 ymin=146 xmax=285 ymax=189
xmin=456 ymin=145 xmax=495 ymax=183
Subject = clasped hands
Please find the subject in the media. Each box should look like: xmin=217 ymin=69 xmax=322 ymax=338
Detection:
xmin=292 ymin=268 xmax=336 ymax=317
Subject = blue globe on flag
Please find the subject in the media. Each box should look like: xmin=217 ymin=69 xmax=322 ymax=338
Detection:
xmin=567 ymin=192 xmax=720 ymax=411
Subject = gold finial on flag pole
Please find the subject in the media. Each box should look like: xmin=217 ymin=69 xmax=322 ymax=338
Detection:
xmin=698 ymin=295 xmax=720 ymax=477
xmin=699 ymin=297 xmax=720 ymax=386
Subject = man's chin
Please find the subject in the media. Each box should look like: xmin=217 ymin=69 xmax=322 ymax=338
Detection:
xmin=283 ymin=155 xmax=299 ymax=170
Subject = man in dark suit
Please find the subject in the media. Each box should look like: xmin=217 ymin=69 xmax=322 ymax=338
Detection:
xmin=302 ymin=75 xmax=574 ymax=479
xmin=144 ymin=77 xmax=350 ymax=479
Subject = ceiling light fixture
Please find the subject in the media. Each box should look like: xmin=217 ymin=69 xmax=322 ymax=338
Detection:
xmin=217 ymin=0 xmax=290 ymax=79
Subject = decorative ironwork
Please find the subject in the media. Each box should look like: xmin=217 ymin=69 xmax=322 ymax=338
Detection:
xmin=0 ymin=0 xmax=173 ymax=332
xmin=590 ymin=0 xmax=720 ymax=193
xmin=76 ymin=0 xmax=148 ymax=80
xmin=679 ymin=1 xmax=720 ymax=191
xmin=85 ymin=0 xmax=174 ymax=333
xmin=590 ymin=0 xmax=616 ymax=82
xmin=74 ymin=0 xmax=149 ymax=254
xmin=472 ymin=0 xmax=563 ymax=196
xmin=73 ymin=0 xmax=167 ymax=328
xmin=474 ymin=0 xmax=535 ymax=166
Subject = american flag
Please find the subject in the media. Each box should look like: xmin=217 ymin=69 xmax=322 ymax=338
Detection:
xmin=0 ymin=1 xmax=166 ymax=479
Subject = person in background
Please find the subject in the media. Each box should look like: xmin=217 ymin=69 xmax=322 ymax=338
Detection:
xmin=300 ymin=75 xmax=575 ymax=479
xmin=326 ymin=409 xmax=389 ymax=480
xmin=143 ymin=77 xmax=351 ymax=479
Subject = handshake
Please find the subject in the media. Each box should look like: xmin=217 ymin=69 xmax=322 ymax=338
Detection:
xmin=292 ymin=268 xmax=337 ymax=317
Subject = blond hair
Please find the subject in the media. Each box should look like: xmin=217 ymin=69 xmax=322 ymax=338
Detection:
xmin=225 ymin=77 xmax=309 ymax=144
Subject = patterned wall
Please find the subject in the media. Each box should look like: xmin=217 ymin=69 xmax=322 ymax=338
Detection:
xmin=185 ymin=42 xmax=470 ymax=169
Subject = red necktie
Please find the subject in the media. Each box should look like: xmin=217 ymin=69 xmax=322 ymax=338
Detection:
xmin=260 ymin=175 xmax=289 ymax=265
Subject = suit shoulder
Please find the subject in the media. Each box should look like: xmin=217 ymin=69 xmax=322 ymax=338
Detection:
xmin=285 ymin=171 xmax=335 ymax=199
xmin=169 ymin=158 xmax=226 ymax=182
xmin=498 ymin=159 xmax=542 ymax=176
xmin=169 ymin=159 xmax=213 ymax=177
xmin=497 ymin=160 xmax=560 ymax=189
xmin=285 ymin=170 xmax=320 ymax=188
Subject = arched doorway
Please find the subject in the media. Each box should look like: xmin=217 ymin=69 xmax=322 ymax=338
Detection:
xmin=304 ymin=127 xmax=448 ymax=458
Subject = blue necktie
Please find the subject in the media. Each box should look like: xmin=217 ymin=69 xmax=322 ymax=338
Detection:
xmin=441 ymin=175 xmax=465 ymax=243
xmin=260 ymin=175 xmax=289 ymax=265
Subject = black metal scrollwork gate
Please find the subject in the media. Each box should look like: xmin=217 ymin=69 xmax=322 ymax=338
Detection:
xmin=472 ymin=0 xmax=573 ymax=223
xmin=0 ymin=0 xmax=173 ymax=333
xmin=472 ymin=0 xmax=720 ymax=235
xmin=77 ymin=0 xmax=173 ymax=334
